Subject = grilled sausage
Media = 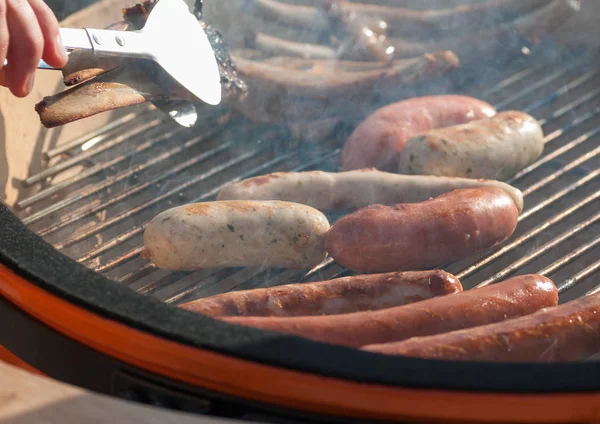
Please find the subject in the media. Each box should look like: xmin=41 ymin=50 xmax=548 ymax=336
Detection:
xmin=217 ymin=169 xmax=524 ymax=213
xmin=222 ymin=275 xmax=558 ymax=348
xmin=341 ymin=95 xmax=496 ymax=172
xmin=398 ymin=111 xmax=545 ymax=180
xmin=325 ymin=187 xmax=519 ymax=274
xmin=143 ymin=201 xmax=330 ymax=270
xmin=363 ymin=290 xmax=600 ymax=362
xmin=179 ymin=270 xmax=462 ymax=317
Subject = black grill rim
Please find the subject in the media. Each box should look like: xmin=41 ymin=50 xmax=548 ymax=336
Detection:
xmin=1 ymin=202 xmax=600 ymax=395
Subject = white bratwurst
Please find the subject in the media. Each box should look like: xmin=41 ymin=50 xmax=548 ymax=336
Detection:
xmin=217 ymin=169 xmax=524 ymax=213
xmin=397 ymin=111 xmax=544 ymax=181
xmin=143 ymin=201 xmax=330 ymax=271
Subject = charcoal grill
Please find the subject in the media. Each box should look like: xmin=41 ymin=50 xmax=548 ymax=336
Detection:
xmin=1 ymin=2 xmax=600 ymax=423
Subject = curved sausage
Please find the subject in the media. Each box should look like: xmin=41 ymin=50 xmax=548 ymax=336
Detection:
xmin=217 ymin=169 xmax=524 ymax=214
xmin=341 ymin=95 xmax=496 ymax=171
xmin=363 ymin=290 xmax=600 ymax=362
xmin=143 ymin=201 xmax=330 ymax=271
xmin=222 ymin=275 xmax=558 ymax=348
xmin=325 ymin=187 xmax=519 ymax=274
xmin=179 ymin=270 xmax=462 ymax=317
xmin=398 ymin=111 xmax=545 ymax=180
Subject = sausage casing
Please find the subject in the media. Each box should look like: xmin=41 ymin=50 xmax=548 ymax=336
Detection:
xmin=341 ymin=95 xmax=496 ymax=171
xmin=325 ymin=187 xmax=519 ymax=274
xmin=179 ymin=270 xmax=462 ymax=317
xmin=217 ymin=169 xmax=524 ymax=213
xmin=398 ymin=111 xmax=544 ymax=180
xmin=222 ymin=275 xmax=558 ymax=348
xmin=363 ymin=290 xmax=600 ymax=362
xmin=143 ymin=201 xmax=330 ymax=270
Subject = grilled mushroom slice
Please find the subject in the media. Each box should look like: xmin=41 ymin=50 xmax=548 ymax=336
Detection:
xmin=36 ymin=66 xmax=150 ymax=128
xmin=61 ymin=21 xmax=130 ymax=86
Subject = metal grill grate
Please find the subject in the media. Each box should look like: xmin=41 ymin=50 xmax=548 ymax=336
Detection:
xmin=16 ymin=46 xmax=600 ymax=307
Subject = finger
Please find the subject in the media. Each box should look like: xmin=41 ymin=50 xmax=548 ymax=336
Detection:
xmin=5 ymin=0 xmax=44 ymax=97
xmin=28 ymin=0 xmax=67 ymax=68
xmin=0 ymin=0 xmax=9 ymax=71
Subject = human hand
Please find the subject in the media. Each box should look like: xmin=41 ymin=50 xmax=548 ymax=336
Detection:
xmin=0 ymin=0 xmax=68 ymax=97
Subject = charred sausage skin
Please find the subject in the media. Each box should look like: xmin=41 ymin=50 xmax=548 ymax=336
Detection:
xmin=364 ymin=290 xmax=600 ymax=362
xmin=143 ymin=201 xmax=330 ymax=271
xmin=341 ymin=95 xmax=496 ymax=171
xmin=179 ymin=270 xmax=462 ymax=317
xmin=398 ymin=111 xmax=544 ymax=180
xmin=221 ymin=275 xmax=558 ymax=348
xmin=325 ymin=187 xmax=519 ymax=274
xmin=217 ymin=169 xmax=524 ymax=213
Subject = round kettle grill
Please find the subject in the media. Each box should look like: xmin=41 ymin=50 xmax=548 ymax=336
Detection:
xmin=1 ymin=0 xmax=600 ymax=423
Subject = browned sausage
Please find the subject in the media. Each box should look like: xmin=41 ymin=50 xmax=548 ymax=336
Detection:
xmin=363 ymin=290 xmax=600 ymax=362
xmin=325 ymin=187 xmax=519 ymax=274
xmin=221 ymin=275 xmax=558 ymax=348
xmin=398 ymin=111 xmax=545 ymax=180
xmin=179 ymin=270 xmax=462 ymax=317
xmin=217 ymin=169 xmax=524 ymax=214
xmin=341 ymin=95 xmax=496 ymax=171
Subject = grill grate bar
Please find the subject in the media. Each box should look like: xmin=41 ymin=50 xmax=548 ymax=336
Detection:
xmin=476 ymin=65 xmax=543 ymax=100
xmin=34 ymin=128 xmax=231 ymax=237
xmin=18 ymin=122 xmax=179 ymax=213
xmin=165 ymin=269 xmax=264 ymax=304
xmin=507 ymin=108 xmax=600 ymax=186
xmin=537 ymin=237 xmax=600 ymax=279
xmin=522 ymin=143 xmax=600 ymax=197
xmin=474 ymin=210 xmax=600 ymax=288
xmin=23 ymin=118 xmax=165 ymax=187
xmin=457 ymin=187 xmax=600 ymax=281
xmin=140 ymin=264 xmax=231 ymax=297
xmin=118 ymin=262 xmax=156 ymax=285
xmin=582 ymin=261 xmax=600 ymax=296
xmin=186 ymin=268 xmax=267 ymax=300
xmin=538 ymin=87 xmax=600 ymax=127
xmin=522 ymin=69 xmax=600 ymax=114
xmin=43 ymin=108 xmax=155 ymax=160
xmin=492 ymin=58 xmax=589 ymax=111
xmin=565 ymin=259 xmax=600 ymax=295
xmin=291 ymin=149 xmax=342 ymax=173
xmin=137 ymin=269 xmax=208 ymax=296
xmin=94 ymin=247 xmax=145 ymax=273
xmin=154 ymin=269 xmax=231 ymax=300
xmin=519 ymin=168 xmax=600 ymax=222
xmin=77 ymin=227 xmax=145 ymax=264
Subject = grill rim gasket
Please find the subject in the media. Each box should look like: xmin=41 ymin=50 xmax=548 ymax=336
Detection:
xmin=3 ymin=202 xmax=600 ymax=395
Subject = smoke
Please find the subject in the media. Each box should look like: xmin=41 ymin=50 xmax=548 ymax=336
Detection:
xmin=199 ymin=0 xmax=582 ymax=139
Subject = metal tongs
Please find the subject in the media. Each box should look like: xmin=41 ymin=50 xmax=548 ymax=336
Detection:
xmin=3 ymin=0 xmax=221 ymax=113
